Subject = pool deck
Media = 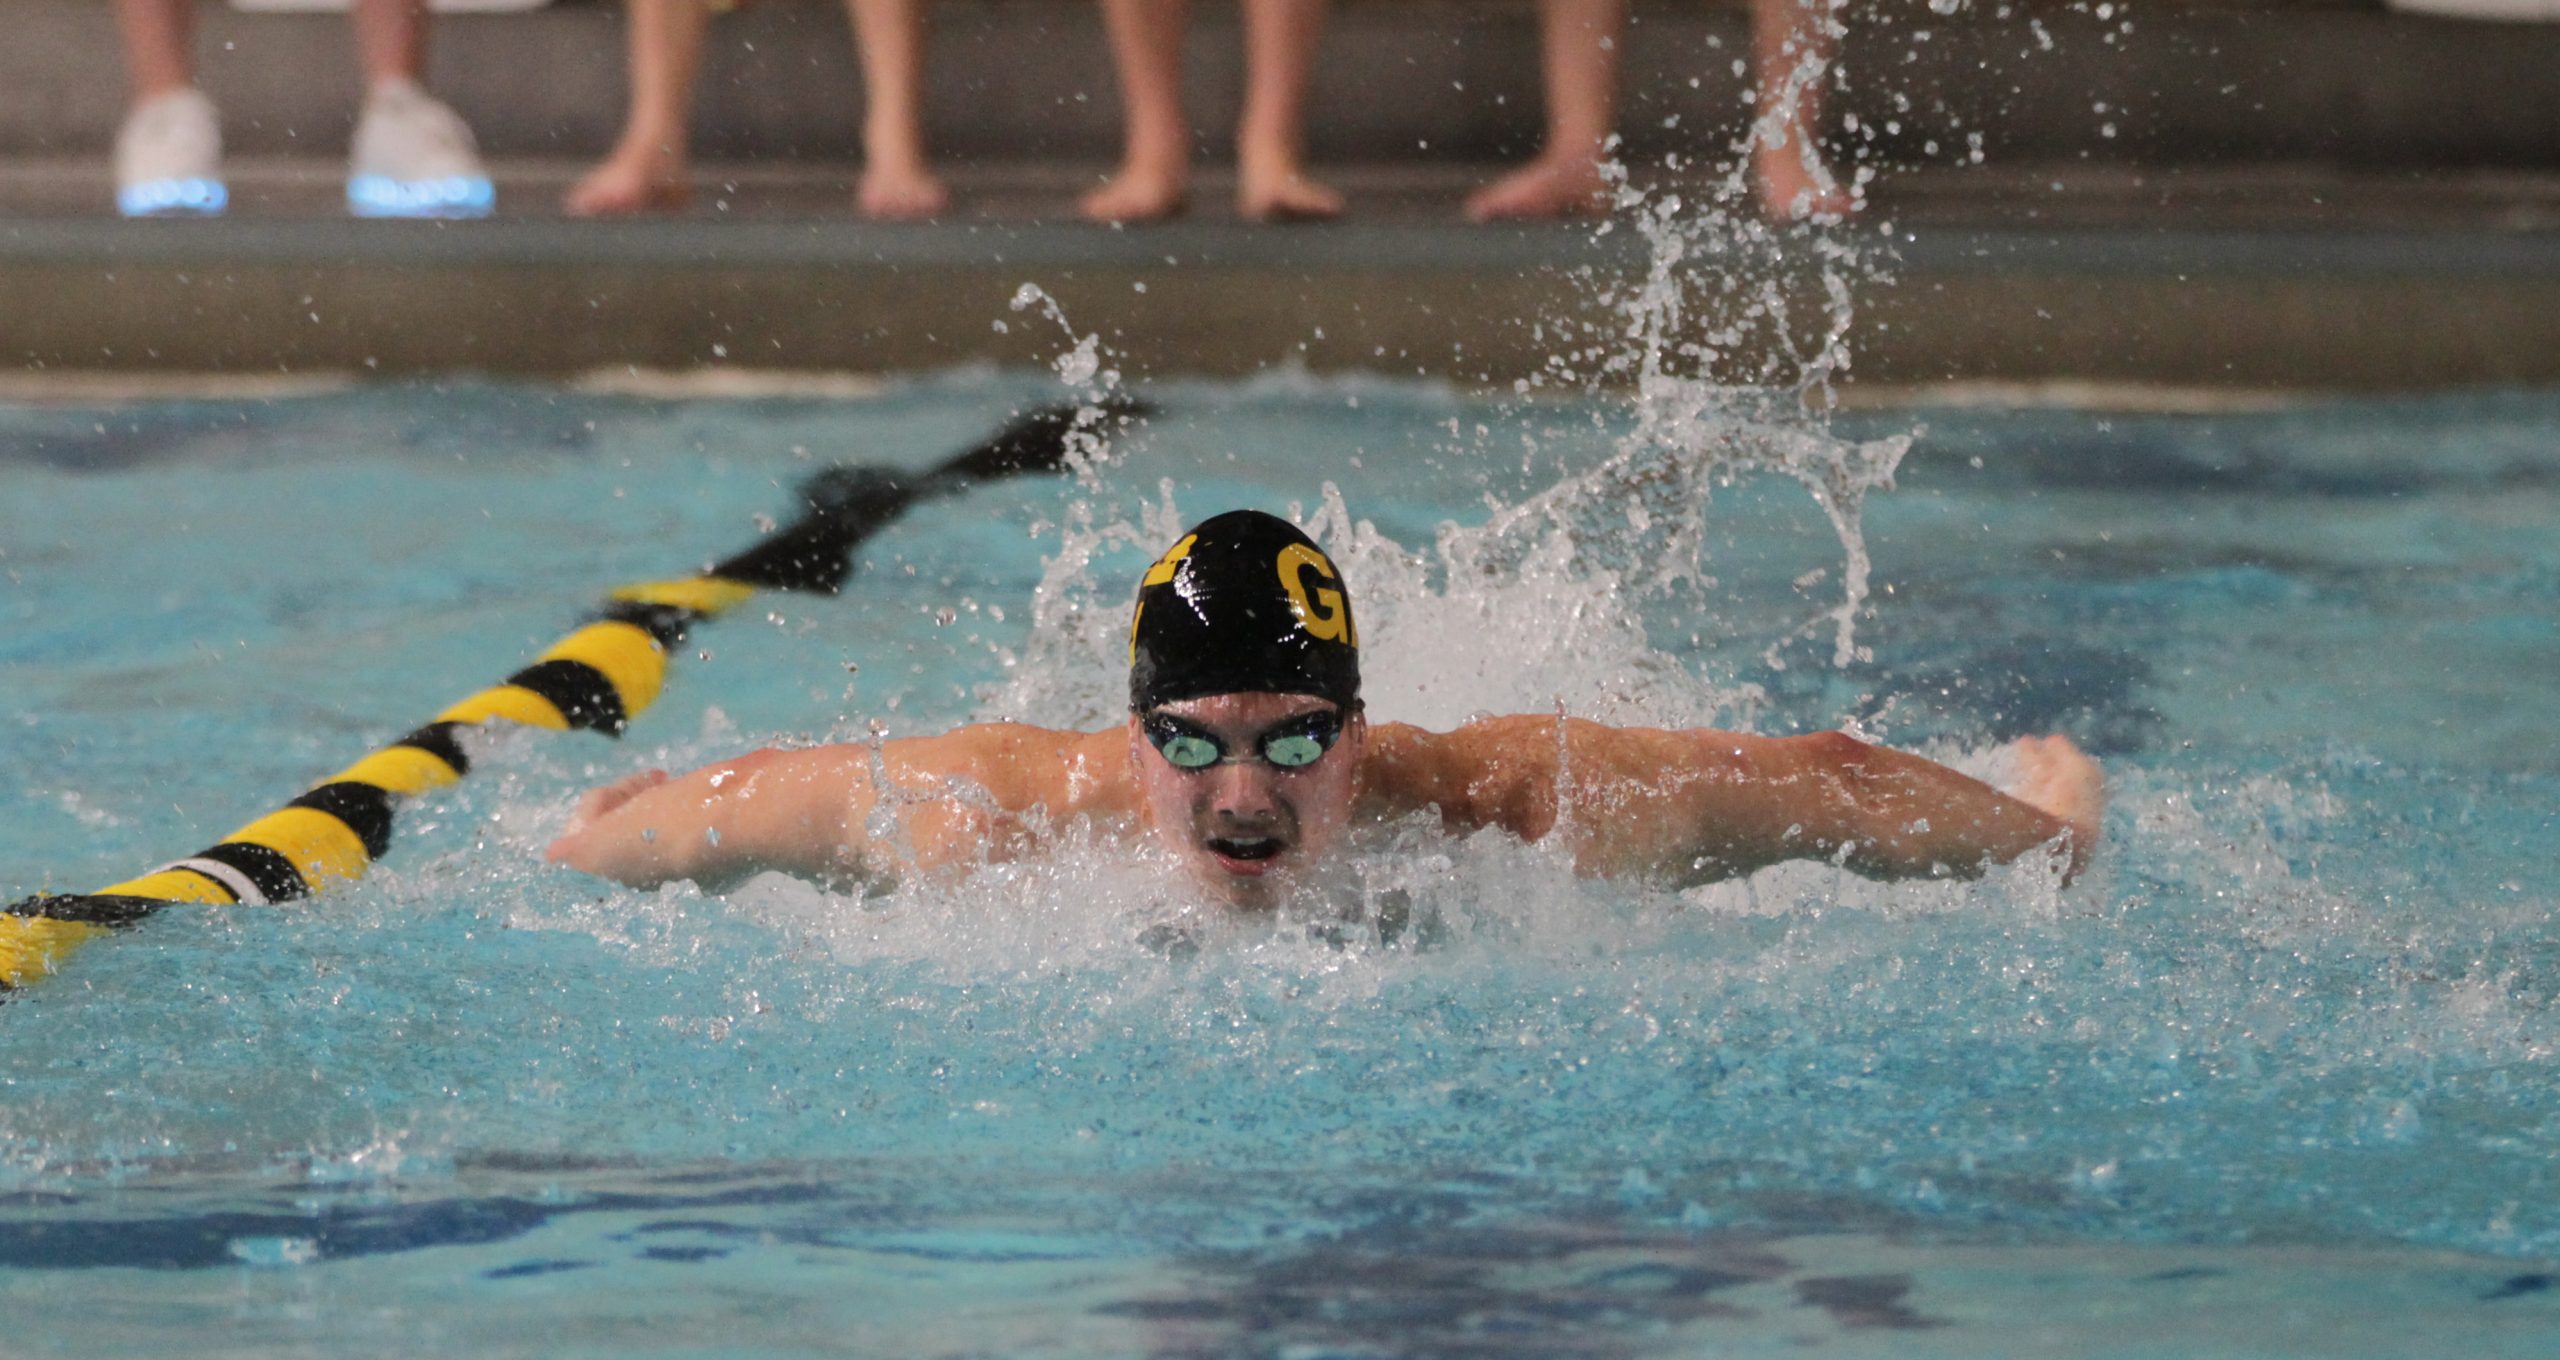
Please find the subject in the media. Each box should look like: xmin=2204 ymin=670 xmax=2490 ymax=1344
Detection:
xmin=8 ymin=158 xmax=2558 ymax=395
xmin=5 ymin=0 xmax=2560 ymax=395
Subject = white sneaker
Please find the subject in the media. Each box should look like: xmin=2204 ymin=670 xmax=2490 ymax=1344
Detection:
xmin=115 ymin=87 xmax=227 ymax=217
xmin=347 ymin=77 xmax=494 ymax=218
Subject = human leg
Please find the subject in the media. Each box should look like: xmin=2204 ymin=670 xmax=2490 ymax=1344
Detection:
xmin=113 ymin=0 xmax=225 ymax=215
xmin=349 ymin=0 xmax=426 ymax=87
xmin=847 ymin=0 xmax=950 ymax=218
xmin=1750 ymin=0 xmax=1853 ymax=220
xmin=346 ymin=0 xmax=492 ymax=217
xmin=1234 ymin=0 xmax=1339 ymax=221
xmin=1464 ymin=0 xmax=1623 ymax=221
xmin=566 ymin=0 xmax=710 ymax=215
xmin=1083 ymin=0 xmax=1191 ymax=222
xmin=114 ymin=0 xmax=196 ymax=101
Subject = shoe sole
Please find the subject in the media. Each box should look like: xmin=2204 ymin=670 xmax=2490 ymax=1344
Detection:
xmin=119 ymin=178 xmax=229 ymax=217
xmin=347 ymin=175 xmax=496 ymax=219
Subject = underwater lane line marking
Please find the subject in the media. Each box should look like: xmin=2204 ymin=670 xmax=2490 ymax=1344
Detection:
xmin=0 ymin=399 xmax=1142 ymax=992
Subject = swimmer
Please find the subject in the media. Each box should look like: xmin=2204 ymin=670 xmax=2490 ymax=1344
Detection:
xmin=548 ymin=510 xmax=2103 ymax=905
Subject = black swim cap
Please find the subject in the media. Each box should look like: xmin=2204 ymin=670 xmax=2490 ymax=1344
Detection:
xmin=1129 ymin=510 xmax=1361 ymax=712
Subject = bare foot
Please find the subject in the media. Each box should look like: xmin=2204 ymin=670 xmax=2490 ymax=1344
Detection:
xmin=1237 ymin=137 xmax=1341 ymax=222
xmin=858 ymin=162 xmax=949 ymax=220
xmin=1754 ymin=147 xmax=1856 ymax=223
xmin=1080 ymin=165 xmax=1189 ymax=223
xmin=2008 ymin=734 xmax=2105 ymax=883
xmin=564 ymin=146 xmax=690 ymax=218
xmin=1464 ymin=154 xmax=1613 ymax=223
xmin=1238 ymin=165 xmax=1342 ymax=223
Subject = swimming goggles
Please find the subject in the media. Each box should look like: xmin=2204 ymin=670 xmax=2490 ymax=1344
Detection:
xmin=1140 ymin=708 xmax=1346 ymax=771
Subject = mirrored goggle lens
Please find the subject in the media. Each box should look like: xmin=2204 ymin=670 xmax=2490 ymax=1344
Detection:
xmin=1260 ymin=730 xmax=1331 ymax=768
xmin=1155 ymin=730 xmax=1224 ymax=769
xmin=1144 ymin=712 xmax=1342 ymax=769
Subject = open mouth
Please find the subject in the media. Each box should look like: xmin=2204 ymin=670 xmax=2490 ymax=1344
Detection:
xmin=1204 ymin=836 xmax=1286 ymax=873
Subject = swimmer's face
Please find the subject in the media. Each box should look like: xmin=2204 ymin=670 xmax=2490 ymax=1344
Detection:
xmin=1128 ymin=691 xmax=1367 ymax=910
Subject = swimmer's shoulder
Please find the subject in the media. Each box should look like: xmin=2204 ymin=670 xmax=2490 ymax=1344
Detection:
xmin=1355 ymin=715 xmax=1549 ymax=824
xmin=1361 ymin=713 xmax=1566 ymax=768
xmin=868 ymin=719 xmax=1134 ymax=815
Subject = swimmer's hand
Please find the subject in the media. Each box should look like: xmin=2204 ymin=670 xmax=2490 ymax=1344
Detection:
xmin=558 ymin=769 xmax=672 ymax=844
xmin=545 ymin=768 xmax=675 ymax=881
xmin=2006 ymin=734 xmax=2105 ymax=883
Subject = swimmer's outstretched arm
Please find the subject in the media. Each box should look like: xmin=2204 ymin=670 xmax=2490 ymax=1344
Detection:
xmin=1370 ymin=720 xmax=2104 ymax=886
xmin=547 ymin=724 xmax=1126 ymax=892
xmin=546 ymin=746 xmax=879 ymax=891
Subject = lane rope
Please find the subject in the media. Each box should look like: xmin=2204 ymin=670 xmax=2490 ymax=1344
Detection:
xmin=1 ymin=401 xmax=1138 ymax=990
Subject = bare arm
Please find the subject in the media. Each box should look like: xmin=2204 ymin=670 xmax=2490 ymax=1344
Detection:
xmin=1667 ymin=728 xmax=2103 ymax=884
xmin=544 ymin=723 xmax=1127 ymax=892
xmin=544 ymin=745 xmax=876 ymax=891
xmin=1373 ymin=718 xmax=2103 ymax=886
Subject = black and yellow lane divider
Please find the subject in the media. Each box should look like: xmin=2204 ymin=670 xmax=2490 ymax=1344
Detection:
xmin=2 ymin=400 xmax=1134 ymax=991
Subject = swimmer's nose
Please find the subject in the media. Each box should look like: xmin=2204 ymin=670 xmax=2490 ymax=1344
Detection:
xmin=1203 ymin=762 xmax=1284 ymax=827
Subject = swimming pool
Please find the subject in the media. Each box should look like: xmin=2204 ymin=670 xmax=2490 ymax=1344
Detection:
xmin=2 ymin=371 xmax=2556 ymax=1356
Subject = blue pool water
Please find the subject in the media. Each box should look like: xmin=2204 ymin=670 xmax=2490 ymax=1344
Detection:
xmin=2 ymin=373 xmax=2556 ymax=1356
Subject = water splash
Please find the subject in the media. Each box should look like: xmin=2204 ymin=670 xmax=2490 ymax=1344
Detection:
xmin=991 ymin=164 xmax=1906 ymax=740
xmin=1586 ymin=161 xmax=1903 ymax=666
xmin=1009 ymin=283 xmax=1127 ymax=491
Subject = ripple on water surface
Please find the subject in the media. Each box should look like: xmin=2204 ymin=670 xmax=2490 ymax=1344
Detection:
xmin=2 ymin=376 xmax=2556 ymax=1356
